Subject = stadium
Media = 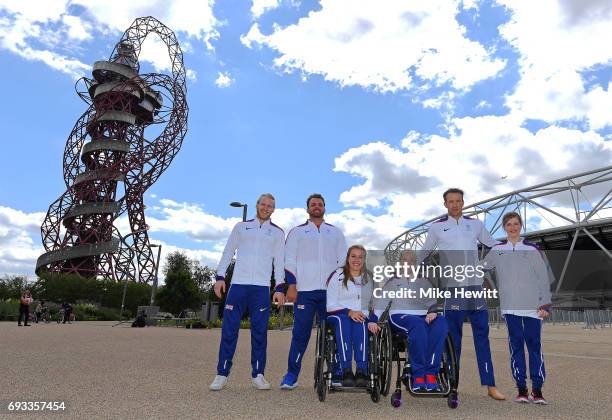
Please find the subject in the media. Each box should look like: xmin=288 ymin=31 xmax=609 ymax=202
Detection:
xmin=384 ymin=165 xmax=612 ymax=309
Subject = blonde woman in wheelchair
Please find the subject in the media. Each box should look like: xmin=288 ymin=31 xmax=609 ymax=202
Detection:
xmin=370 ymin=250 xmax=448 ymax=393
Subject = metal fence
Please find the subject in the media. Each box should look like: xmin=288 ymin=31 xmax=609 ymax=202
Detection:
xmin=583 ymin=309 xmax=612 ymax=329
xmin=487 ymin=307 xmax=612 ymax=329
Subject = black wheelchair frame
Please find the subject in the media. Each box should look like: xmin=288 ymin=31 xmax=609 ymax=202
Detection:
xmin=389 ymin=325 xmax=460 ymax=409
xmin=313 ymin=319 xmax=393 ymax=403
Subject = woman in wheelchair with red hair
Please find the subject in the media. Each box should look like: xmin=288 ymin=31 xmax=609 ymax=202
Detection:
xmin=326 ymin=244 xmax=373 ymax=388
xmin=369 ymin=249 xmax=448 ymax=392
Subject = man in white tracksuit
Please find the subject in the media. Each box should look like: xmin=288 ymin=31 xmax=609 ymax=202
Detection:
xmin=209 ymin=193 xmax=286 ymax=391
xmin=418 ymin=188 xmax=505 ymax=400
xmin=279 ymin=193 xmax=347 ymax=389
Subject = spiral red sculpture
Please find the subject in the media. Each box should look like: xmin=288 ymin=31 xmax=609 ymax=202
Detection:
xmin=36 ymin=17 xmax=188 ymax=283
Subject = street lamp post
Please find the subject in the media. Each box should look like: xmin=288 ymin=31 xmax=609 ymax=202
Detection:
xmin=149 ymin=243 xmax=162 ymax=305
xmin=114 ymin=227 xmax=147 ymax=327
xmin=230 ymin=201 xmax=248 ymax=222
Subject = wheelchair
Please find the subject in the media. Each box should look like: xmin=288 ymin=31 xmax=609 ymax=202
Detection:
xmin=388 ymin=321 xmax=460 ymax=409
xmin=313 ymin=319 xmax=393 ymax=402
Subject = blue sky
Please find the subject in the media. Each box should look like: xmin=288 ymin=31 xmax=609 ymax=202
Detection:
xmin=0 ymin=0 xmax=611 ymax=277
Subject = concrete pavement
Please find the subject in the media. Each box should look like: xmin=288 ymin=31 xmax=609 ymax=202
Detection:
xmin=1 ymin=321 xmax=611 ymax=419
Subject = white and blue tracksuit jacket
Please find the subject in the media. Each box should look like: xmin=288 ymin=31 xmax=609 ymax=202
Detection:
xmin=283 ymin=220 xmax=347 ymax=291
xmin=481 ymin=238 xmax=553 ymax=318
xmin=418 ymin=214 xmax=498 ymax=287
xmin=216 ymin=218 xmax=285 ymax=286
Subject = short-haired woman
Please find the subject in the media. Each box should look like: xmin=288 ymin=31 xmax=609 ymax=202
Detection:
xmin=481 ymin=212 xmax=553 ymax=404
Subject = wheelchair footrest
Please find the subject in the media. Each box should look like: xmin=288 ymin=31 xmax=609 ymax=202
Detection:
xmin=330 ymin=386 xmax=371 ymax=393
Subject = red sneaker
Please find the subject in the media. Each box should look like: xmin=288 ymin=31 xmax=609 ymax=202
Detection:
xmin=411 ymin=376 xmax=426 ymax=392
xmin=530 ymin=389 xmax=548 ymax=405
xmin=515 ymin=387 xmax=529 ymax=403
xmin=425 ymin=374 xmax=440 ymax=391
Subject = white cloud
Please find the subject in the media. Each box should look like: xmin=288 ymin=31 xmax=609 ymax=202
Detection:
xmin=186 ymin=69 xmax=197 ymax=81
xmin=0 ymin=0 xmax=221 ymax=79
xmin=146 ymin=199 xmax=240 ymax=242
xmin=155 ymin=240 xmax=222 ymax=276
xmin=251 ymin=0 xmax=280 ymax=19
xmin=0 ymin=0 xmax=68 ymax=22
xmin=214 ymin=71 xmax=234 ymax=88
xmin=334 ymin=115 xmax=612 ymax=226
xmin=0 ymin=9 xmax=91 ymax=78
xmin=0 ymin=206 xmax=45 ymax=276
xmin=72 ymin=0 xmax=220 ymax=49
xmin=241 ymin=0 xmax=505 ymax=93
xmin=61 ymin=14 xmax=91 ymax=41
xmin=498 ymin=0 xmax=612 ymax=130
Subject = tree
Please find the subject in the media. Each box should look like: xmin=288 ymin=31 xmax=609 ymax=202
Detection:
xmin=0 ymin=275 xmax=30 ymax=300
xmin=192 ymin=260 xmax=216 ymax=301
xmin=155 ymin=251 xmax=200 ymax=315
xmin=32 ymin=272 xmax=151 ymax=317
xmin=163 ymin=251 xmax=192 ymax=277
xmin=155 ymin=270 xmax=199 ymax=315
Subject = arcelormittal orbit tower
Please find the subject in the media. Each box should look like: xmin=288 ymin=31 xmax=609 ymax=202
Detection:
xmin=36 ymin=17 xmax=188 ymax=283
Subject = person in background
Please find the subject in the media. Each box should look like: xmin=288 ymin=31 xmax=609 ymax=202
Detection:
xmin=35 ymin=300 xmax=48 ymax=323
xmin=61 ymin=302 xmax=73 ymax=324
xmin=18 ymin=290 xmax=33 ymax=326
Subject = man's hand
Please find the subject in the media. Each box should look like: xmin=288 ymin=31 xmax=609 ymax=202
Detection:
xmin=348 ymin=310 xmax=366 ymax=323
xmin=425 ymin=312 xmax=437 ymax=324
xmin=214 ymin=280 xmax=226 ymax=298
xmin=537 ymin=309 xmax=550 ymax=319
xmin=273 ymin=292 xmax=286 ymax=306
xmin=286 ymin=285 xmax=297 ymax=303
xmin=367 ymin=322 xmax=380 ymax=334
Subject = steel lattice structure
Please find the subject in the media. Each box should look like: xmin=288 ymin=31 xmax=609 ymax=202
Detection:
xmin=384 ymin=166 xmax=612 ymax=294
xmin=36 ymin=17 xmax=188 ymax=283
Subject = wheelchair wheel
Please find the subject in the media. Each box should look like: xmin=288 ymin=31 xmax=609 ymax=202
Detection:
xmin=440 ymin=332 xmax=459 ymax=408
xmin=314 ymin=320 xmax=324 ymax=389
xmin=316 ymin=321 xmax=328 ymax=402
xmin=378 ymin=323 xmax=393 ymax=397
xmin=443 ymin=333 xmax=459 ymax=390
xmin=368 ymin=333 xmax=381 ymax=403
xmin=447 ymin=391 xmax=460 ymax=409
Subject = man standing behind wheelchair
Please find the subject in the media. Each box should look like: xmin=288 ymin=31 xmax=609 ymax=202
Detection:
xmin=369 ymin=250 xmax=448 ymax=392
xmin=326 ymin=245 xmax=373 ymax=388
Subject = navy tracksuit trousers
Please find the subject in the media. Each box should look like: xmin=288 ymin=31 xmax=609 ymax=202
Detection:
xmin=504 ymin=314 xmax=546 ymax=389
xmin=217 ymin=284 xmax=270 ymax=378
xmin=287 ymin=290 xmax=327 ymax=377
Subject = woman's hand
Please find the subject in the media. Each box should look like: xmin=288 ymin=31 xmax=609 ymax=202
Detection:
xmin=368 ymin=322 xmax=380 ymax=334
xmin=272 ymin=292 xmax=286 ymax=306
xmin=286 ymin=285 xmax=297 ymax=303
xmin=537 ymin=309 xmax=550 ymax=319
xmin=348 ymin=310 xmax=366 ymax=323
xmin=425 ymin=312 xmax=437 ymax=324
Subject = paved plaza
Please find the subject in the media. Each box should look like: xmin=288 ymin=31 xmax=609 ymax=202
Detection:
xmin=2 ymin=321 xmax=611 ymax=419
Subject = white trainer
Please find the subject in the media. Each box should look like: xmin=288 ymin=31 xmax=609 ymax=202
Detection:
xmin=209 ymin=375 xmax=228 ymax=391
xmin=252 ymin=374 xmax=272 ymax=390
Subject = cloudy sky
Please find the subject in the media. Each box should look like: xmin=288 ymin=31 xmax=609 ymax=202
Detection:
xmin=1 ymin=0 xmax=611 ymax=278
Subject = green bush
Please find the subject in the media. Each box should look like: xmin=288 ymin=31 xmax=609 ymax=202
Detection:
xmin=0 ymin=299 xmax=19 ymax=320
